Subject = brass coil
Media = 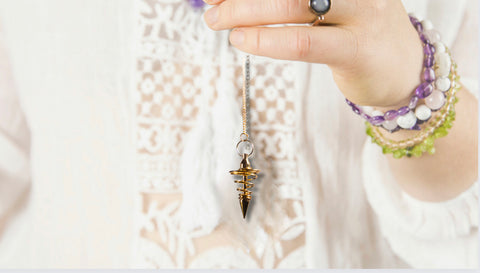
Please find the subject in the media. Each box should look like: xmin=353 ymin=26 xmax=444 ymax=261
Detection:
xmin=232 ymin=171 xmax=257 ymax=201
xmin=230 ymin=153 xmax=260 ymax=218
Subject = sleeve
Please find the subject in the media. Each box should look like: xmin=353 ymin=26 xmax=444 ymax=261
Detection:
xmin=0 ymin=24 xmax=32 ymax=264
xmin=361 ymin=1 xmax=478 ymax=269
xmin=362 ymin=141 xmax=478 ymax=268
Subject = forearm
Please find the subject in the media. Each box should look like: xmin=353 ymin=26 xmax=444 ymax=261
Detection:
xmin=385 ymin=86 xmax=478 ymax=202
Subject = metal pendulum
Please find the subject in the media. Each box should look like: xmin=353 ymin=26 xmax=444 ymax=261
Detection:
xmin=229 ymin=55 xmax=260 ymax=219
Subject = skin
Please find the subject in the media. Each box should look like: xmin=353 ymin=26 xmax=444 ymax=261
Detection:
xmin=203 ymin=0 xmax=478 ymax=202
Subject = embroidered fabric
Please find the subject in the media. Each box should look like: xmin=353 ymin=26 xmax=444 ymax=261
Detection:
xmin=0 ymin=0 xmax=476 ymax=269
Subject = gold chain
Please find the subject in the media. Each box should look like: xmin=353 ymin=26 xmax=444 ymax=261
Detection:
xmin=242 ymin=55 xmax=250 ymax=138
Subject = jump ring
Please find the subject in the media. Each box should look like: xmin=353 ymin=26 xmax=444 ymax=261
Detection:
xmin=239 ymin=132 xmax=249 ymax=141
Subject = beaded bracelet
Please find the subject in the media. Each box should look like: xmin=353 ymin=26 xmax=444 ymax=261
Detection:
xmin=365 ymin=59 xmax=460 ymax=158
xmin=346 ymin=14 xmax=453 ymax=132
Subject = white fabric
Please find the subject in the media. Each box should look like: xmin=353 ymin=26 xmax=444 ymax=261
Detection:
xmin=363 ymin=143 xmax=478 ymax=268
xmin=0 ymin=0 xmax=476 ymax=269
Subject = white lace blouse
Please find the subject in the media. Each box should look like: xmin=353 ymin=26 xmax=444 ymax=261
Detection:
xmin=0 ymin=0 xmax=477 ymax=269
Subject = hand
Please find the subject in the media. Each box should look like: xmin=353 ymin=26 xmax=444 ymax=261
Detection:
xmin=203 ymin=0 xmax=424 ymax=108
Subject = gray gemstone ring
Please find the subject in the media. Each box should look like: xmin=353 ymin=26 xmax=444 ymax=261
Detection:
xmin=308 ymin=0 xmax=331 ymax=25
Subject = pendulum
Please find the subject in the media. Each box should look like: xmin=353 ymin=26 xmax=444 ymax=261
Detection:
xmin=230 ymin=55 xmax=260 ymax=219
xmin=230 ymin=56 xmax=260 ymax=219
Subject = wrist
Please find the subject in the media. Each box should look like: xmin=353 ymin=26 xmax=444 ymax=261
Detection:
xmin=347 ymin=14 xmax=455 ymax=140
xmin=377 ymin=18 xmax=425 ymax=109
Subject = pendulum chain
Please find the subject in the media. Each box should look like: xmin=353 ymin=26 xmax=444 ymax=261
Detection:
xmin=230 ymin=55 xmax=260 ymax=219
xmin=242 ymin=55 xmax=249 ymax=137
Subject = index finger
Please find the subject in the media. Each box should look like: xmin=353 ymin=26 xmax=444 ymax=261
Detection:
xmin=229 ymin=25 xmax=357 ymax=67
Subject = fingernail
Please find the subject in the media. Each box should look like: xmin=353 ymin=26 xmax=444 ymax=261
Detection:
xmin=230 ymin=29 xmax=245 ymax=45
xmin=204 ymin=6 xmax=219 ymax=25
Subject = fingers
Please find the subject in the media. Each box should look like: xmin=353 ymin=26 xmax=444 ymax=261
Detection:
xmin=204 ymin=0 xmax=357 ymax=30
xmin=228 ymin=26 xmax=357 ymax=66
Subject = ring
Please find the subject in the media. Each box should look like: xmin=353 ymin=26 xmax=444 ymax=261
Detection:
xmin=308 ymin=0 xmax=331 ymax=25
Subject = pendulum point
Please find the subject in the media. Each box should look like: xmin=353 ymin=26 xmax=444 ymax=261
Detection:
xmin=239 ymin=196 xmax=250 ymax=219
xmin=230 ymin=152 xmax=259 ymax=219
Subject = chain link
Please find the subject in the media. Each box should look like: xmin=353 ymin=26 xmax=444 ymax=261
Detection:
xmin=242 ymin=55 xmax=250 ymax=138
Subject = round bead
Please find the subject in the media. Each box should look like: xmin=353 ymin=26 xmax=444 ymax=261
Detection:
xmin=409 ymin=14 xmax=419 ymax=23
xmin=384 ymin=110 xmax=398 ymax=121
xmin=396 ymin=111 xmax=417 ymax=129
xmin=424 ymin=54 xmax=435 ymax=68
xmin=372 ymin=110 xmax=384 ymax=117
xmin=361 ymin=113 xmax=371 ymax=120
xmin=361 ymin=106 xmax=375 ymax=116
xmin=370 ymin=115 xmax=385 ymax=126
xmin=424 ymin=29 xmax=441 ymax=44
xmin=421 ymin=20 xmax=434 ymax=30
xmin=352 ymin=105 xmax=361 ymax=115
xmin=415 ymin=82 xmax=434 ymax=99
xmin=419 ymin=33 xmax=428 ymax=43
xmin=425 ymin=90 xmax=446 ymax=110
xmin=415 ymin=104 xmax=432 ymax=121
xmin=435 ymin=77 xmax=451 ymax=92
xmin=433 ymin=42 xmax=446 ymax=53
xmin=309 ymin=0 xmax=331 ymax=15
xmin=423 ymin=68 xmax=435 ymax=83
xmin=383 ymin=119 xmax=398 ymax=131
xmin=423 ymin=44 xmax=435 ymax=55
xmin=434 ymin=52 xmax=452 ymax=77
xmin=397 ymin=106 xmax=410 ymax=115
xmin=415 ymin=22 xmax=423 ymax=33
xmin=409 ymin=96 xmax=419 ymax=109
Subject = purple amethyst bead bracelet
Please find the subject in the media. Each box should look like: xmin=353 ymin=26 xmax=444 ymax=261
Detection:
xmin=346 ymin=14 xmax=452 ymax=132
